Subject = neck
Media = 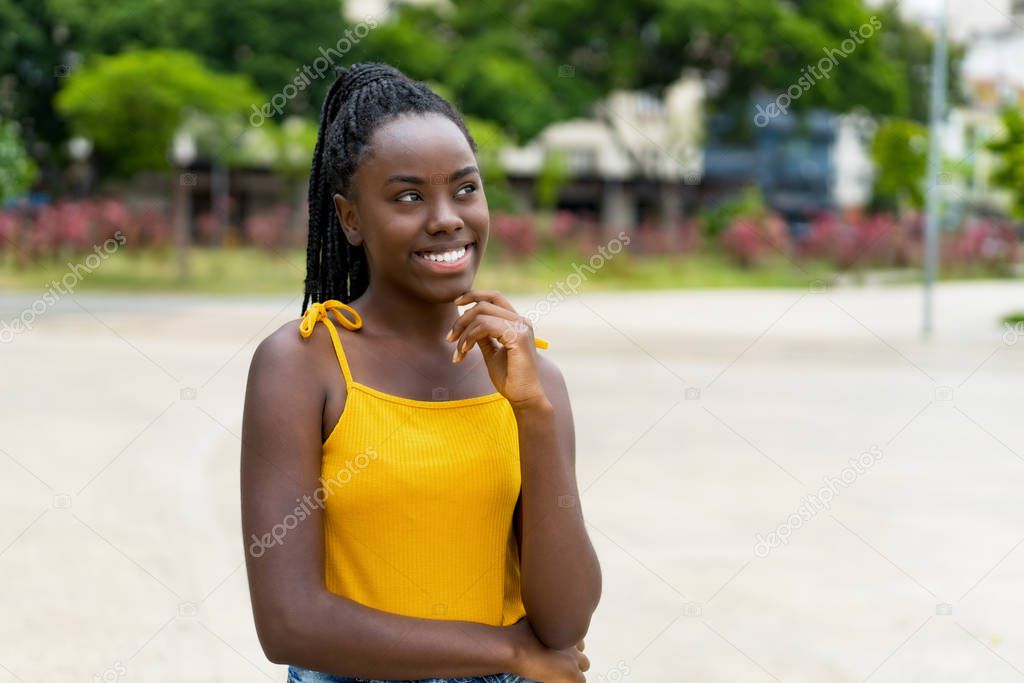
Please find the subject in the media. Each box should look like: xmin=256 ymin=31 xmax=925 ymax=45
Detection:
xmin=353 ymin=281 xmax=458 ymax=343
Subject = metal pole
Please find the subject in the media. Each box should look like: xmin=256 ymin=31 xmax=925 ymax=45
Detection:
xmin=923 ymin=0 xmax=948 ymax=338
xmin=174 ymin=169 xmax=191 ymax=283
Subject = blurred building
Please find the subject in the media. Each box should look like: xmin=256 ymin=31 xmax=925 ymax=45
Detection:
xmin=500 ymin=70 xmax=705 ymax=234
xmin=500 ymin=71 xmax=875 ymax=235
xmin=869 ymin=0 xmax=1014 ymax=41
xmin=701 ymin=107 xmax=875 ymax=235
xmin=941 ymin=0 xmax=1024 ymax=217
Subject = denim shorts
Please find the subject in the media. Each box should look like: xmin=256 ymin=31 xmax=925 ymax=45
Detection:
xmin=286 ymin=666 xmax=536 ymax=683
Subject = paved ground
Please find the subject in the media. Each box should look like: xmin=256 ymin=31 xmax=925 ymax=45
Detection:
xmin=1 ymin=281 xmax=1023 ymax=682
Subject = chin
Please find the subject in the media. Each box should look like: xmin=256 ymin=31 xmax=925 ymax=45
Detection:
xmin=401 ymin=271 xmax=474 ymax=304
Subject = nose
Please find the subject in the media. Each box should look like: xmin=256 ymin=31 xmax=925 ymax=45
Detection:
xmin=425 ymin=197 xmax=464 ymax=236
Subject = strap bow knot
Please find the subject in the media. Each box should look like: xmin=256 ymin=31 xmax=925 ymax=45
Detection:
xmin=300 ymin=299 xmax=363 ymax=338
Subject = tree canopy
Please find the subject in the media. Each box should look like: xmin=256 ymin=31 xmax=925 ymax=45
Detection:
xmin=55 ymin=50 xmax=262 ymax=175
xmin=0 ymin=0 xmax=969 ymax=180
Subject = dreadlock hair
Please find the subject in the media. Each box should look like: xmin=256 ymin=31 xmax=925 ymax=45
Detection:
xmin=302 ymin=62 xmax=478 ymax=314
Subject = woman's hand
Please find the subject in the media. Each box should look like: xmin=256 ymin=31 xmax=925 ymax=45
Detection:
xmin=506 ymin=618 xmax=589 ymax=682
xmin=447 ymin=290 xmax=548 ymax=409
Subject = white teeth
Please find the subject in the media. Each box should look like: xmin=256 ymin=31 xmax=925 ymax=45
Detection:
xmin=419 ymin=246 xmax=467 ymax=263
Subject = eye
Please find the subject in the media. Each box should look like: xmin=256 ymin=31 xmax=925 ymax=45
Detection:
xmin=455 ymin=183 xmax=477 ymax=198
xmin=395 ymin=190 xmax=422 ymax=203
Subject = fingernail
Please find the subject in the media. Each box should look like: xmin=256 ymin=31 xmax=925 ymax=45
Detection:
xmin=445 ymin=330 xmax=454 ymax=341
xmin=452 ymin=348 xmax=459 ymax=363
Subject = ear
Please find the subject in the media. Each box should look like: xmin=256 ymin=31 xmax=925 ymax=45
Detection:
xmin=332 ymin=193 xmax=363 ymax=246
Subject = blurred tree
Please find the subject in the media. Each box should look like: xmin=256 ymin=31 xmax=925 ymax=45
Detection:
xmin=0 ymin=0 xmax=72 ymax=174
xmin=8 ymin=0 xmax=961 ymax=189
xmin=535 ymin=150 xmax=570 ymax=211
xmin=55 ymin=50 xmax=263 ymax=176
xmin=350 ymin=0 xmax=944 ymax=143
xmin=265 ymin=116 xmax=319 ymax=233
xmin=0 ymin=120 xmax=39 ymax=203
xmin=346 ymin=1 xmax=598 ymax=140
xmin=871 ymin=1 xmax=964 ymax=123
xmin=46 ymin=0 xmax=346 ymax=117
xmin=345 ymin=6 xmax=449 ymax=83
xmin=653 ymin=0 xmax=905 ymax=133
xmin=870 ymin=118 xmax=927 ymax=211
xmin=986 ymin=107 xmax=1024 ymax=219
xmin=465 ymin=115 xmax=519 ymax=213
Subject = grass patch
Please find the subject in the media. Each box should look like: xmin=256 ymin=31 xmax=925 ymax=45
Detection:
xmin=1002 ymin=311 xmax=1024 ymax=326
xmin=0 ymin=244 xmax=1017 ymax=295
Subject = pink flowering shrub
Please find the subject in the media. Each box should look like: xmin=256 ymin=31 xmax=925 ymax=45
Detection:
xmin=244 ymin=204 xmax=290 ymax=248
xmin=490 ymin=212 xmax=538 ymax=257
xmin=800 ymin=210 xmax=920 ymax=269
xmin=720 ymin=212 xmax=791 ymax=266
xmin=943 ymin=219 xmax=1019 ymax=273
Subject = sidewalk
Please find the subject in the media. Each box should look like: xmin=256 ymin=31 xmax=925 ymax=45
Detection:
xmin=0 ymin=282 xmax=1022 ymax=681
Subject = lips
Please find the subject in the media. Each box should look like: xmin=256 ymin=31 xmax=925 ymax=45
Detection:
xmin=411 ymin=240 xmax=475 ymax=262
xmin=413 ymin=241 xmax=475 ymax=267
xmin=411 ymin=240 xmax=475 ymax=255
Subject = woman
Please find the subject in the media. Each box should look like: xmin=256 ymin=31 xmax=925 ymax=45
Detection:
xmin=241 ymin=62 xmax=601 ymax=683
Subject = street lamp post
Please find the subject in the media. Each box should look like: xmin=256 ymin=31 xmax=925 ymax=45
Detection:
xmin=171 ymin=132 xmax=197 ymax=283
xmin=67 ymin=136 xmax=93 ymax=198
xmin=923 ymin=0 xmax=948 ymax=338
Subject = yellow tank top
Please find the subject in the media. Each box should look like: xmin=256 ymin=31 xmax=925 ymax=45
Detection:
xmin=299 ymin=300 xmax=529 ymax=626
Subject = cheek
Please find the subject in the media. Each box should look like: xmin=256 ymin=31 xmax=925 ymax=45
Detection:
xmin=466 ymin=201 xmax=490 ymax=233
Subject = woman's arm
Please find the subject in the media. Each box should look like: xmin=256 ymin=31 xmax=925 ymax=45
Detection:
xmin=512 ymin=356 xmax=602 ymax=649
xmin=241 ymin=323 xmax=526 ymax=679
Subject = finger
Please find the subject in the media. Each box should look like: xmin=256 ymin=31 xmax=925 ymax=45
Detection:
xmin=447 ymin=300 xmax=518 ymax=342
xmin=454 ymin=289 xmax=516 ymax=313
xmin=454 ymin=316 xmax=516 ymax=363
xmin=579 ymin=653 xmax=590 ymax=671
xmin=576 ymin=639 xmax=585 ymax=652
xmin=453 ymin=317 xmax=491 ymax=363
xmin=476 ymin=335 xmax=502 ymax=363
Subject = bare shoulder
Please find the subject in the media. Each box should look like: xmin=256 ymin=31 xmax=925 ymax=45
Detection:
xmin=249 ymin=317 xmax=331 ymax=381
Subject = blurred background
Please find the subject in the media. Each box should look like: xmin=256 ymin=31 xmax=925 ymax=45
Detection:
xmin=1 ymin=0 xmax=1023 ymax=681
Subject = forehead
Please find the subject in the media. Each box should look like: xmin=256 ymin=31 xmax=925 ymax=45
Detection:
xmin=360 ymin=113 xmax=475 ymax=176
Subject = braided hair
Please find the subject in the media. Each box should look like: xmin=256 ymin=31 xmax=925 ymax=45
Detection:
xmin=302 ymin=62 xmax=478 ymax=313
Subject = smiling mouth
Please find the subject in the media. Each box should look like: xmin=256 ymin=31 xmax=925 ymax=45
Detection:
xmin=413 ymin=242 xmax=474 ymax=266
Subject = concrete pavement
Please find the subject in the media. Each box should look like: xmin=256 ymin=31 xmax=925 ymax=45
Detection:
xmin=1 ymin=282 xmax=1022 ymax=682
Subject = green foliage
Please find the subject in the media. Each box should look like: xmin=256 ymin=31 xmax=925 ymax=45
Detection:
xmin=448 ymin=48 xmax=564 ymax=142
xmin=0 ymin=120 xmax=38 ymax=202
xmin=263 ymin=117 xmax=319 ymax=180
xmin=986 ymin=107 xmax=1024 ymax=219
xmin=55 ymin=50 xmax=263 ymax=175
xmin=0 ymin=0 xmax=71 ymax=166
xmin=465 ymin=116 xmax=519 ymax=213
xmin=699 ymin=186 xmax=769 ymax=238
xmin=871 ymin=118 xmax=928 ymax=210
xmin=535 ymin=150 xmax=570 ymax=211
xmin=45 ymin=0 xmax=346 ymax=117
xmin=3 ymin=0 xmax=964 ymax=189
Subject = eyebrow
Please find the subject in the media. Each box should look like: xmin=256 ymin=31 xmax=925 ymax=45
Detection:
xmin=384 ymin=165 xmax=479 ymax=186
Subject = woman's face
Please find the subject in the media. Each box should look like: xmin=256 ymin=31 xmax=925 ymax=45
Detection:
xmin=333 ymin=112 xmax=489 ymax=304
